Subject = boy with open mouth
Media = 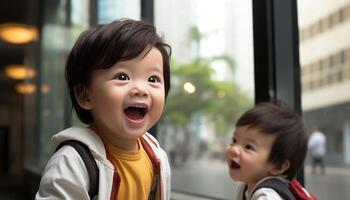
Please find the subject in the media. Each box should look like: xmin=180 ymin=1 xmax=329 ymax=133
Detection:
xmin=226 ymin=102 xmax=309 ymax=200
xmin=36 ymin=19 xmax=172 ymax=200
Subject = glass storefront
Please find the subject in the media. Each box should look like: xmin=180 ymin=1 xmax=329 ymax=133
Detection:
xmin=24 ymin=0 xmax=89 ymax=170
xmin=298 ymin=0 xmax=350 ymax=198
xmin=98 ymin=0 xmax=140 ymax=23
xmin=23 ymin=0 xmax=142 ymax=171
xmin=155 ymin=0 xmax=254 ymax=198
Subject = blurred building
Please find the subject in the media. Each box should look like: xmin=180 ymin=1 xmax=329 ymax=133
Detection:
xmin=299 ymin=0 xmax=350 ymax=165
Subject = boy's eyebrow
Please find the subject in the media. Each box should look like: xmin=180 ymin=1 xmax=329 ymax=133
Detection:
xmin=115 ymin=62 xmax=163 ymax=72
xmin=113 ymin=62 xmax=128 ymax=68
xmin=245 ymin=137 xmax=258 ymax=146
xmin=233 ymin=130 xmax=239 ymax=136
xmin=235 ymin=132 xmax=259 ymax=146
xmin=149 ymin=66 xmax=163 ymax=73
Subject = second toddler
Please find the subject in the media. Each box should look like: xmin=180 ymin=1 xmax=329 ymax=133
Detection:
xmin=226 ymin=102 xmax=308 ymax=200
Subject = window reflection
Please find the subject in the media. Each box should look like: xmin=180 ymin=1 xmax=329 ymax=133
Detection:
xmin=33 ymin=0 xmax=89 ymax=168
xmin=299 ymin=0 xmax=350 ymax=198
xmin=98 ymin=0 xmax=140 ymax=23
xmin=155 ymin=0 xmax=254 ymax=198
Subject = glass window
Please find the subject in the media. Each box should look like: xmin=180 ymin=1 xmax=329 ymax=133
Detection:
xmin=319 ymin=60 xmax=324 ymax=72
xmin=26 ymin=0 xmax=142 ymax=169
xmin=155 ymin=0 xmax=254 ymax=198
xmin=318 ymin=19 xmax=323 ymax=33
xmin=339 ymin=8 xmax=345 ymax=23
xmin=38 ymin=0 xmax=70 ymax=168
xmin=24 ymin=0 xmax=89 ymax=169
xmin=98 ymin=0 xmax=140 ymax=23
xmin=328 ymin=14 xmax=334 ymax=28
xmin=341 ymin=49 xmax=347 ymax=64
xmin=299 ymin=0 xmax=350 ymax=199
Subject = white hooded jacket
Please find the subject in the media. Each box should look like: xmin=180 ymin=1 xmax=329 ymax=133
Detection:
xmin=35 ymin=126 xmax=171 ymax=200
xmin=235 ymin=176 xmax=287 ymax=200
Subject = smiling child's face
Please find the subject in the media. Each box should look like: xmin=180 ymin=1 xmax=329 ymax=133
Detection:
xmin=226 ymin=126 xmax=278 ymax=190
xmin=82 ymin=47 xmax=165 ymax=150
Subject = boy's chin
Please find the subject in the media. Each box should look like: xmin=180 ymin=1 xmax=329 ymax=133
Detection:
xmin=229 ymin=171 xmax=242 ymax=182
xmin=126 ymin=130 xmax=148 ymax=138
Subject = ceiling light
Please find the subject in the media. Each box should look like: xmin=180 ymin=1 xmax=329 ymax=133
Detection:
xmin=5 ymin=65 xmax=36 ymax=80
xmin=0 ymin=23 xmax=38 ymax=44
xmin=15 ymin=83 xmax=36 ymax=94
xmin=41 ymin=84 xmax=51 ymax=93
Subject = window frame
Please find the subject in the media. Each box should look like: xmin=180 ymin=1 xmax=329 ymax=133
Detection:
xmin=253 ymin=0 xmax=303 ymax=183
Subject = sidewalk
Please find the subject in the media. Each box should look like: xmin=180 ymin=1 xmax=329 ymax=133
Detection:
xmin=2 ymin=161 xmax=349 ymax=200
xmin=304 ymin=165 xmax=350 ymax=176
xmin=171 ymin=159 xmax=350 ymax=200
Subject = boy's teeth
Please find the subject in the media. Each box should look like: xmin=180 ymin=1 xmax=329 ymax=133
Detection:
xmin=130 ymin=104 xmax=145 ymax=108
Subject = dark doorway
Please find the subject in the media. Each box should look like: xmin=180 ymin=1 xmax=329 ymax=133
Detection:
xmin=0 ymin=127 xmax=9 ymax=174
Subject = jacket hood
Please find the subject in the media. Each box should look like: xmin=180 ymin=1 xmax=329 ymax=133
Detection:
xmin=52 ymin=126 xmax=162 ymax=162
xmin=52 ymin=126 xmax=108 ymax=161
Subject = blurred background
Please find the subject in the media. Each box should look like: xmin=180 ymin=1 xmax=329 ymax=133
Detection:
xmin=0 ymin=0 xmax=349 ymax=199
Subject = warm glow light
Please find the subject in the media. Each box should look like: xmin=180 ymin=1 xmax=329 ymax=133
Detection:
xmin=217 ymin=90 xmax=226 ymax=98
xmin=0 ymin=23 xmax=38 ymax=44
xmin=5 ymin=65 xmax=36 ymax=80
xmin=184 ymin=82 xmax=196 ymax=94
xmin=41 ymin=84 xmax=51 ymax=93
xmin=15 ymin=83 xmax=36 ymax=94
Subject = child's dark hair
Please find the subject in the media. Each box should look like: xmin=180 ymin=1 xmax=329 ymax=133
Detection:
xmin=65 ymin=19 xmax=171 ymax=124
xmin=236 ymin=102 xmax=307 ymax=180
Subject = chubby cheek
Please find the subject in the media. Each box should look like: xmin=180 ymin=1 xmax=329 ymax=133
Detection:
xmin=151 ymin=90 xmax=165 ymax=115
xmin=151 ymin=100 xmax=164 ymax=124
xmin=91 ymin=90 xmax=123 ymax=117
xmin=100 ymin=95 xmax=121 ymax=113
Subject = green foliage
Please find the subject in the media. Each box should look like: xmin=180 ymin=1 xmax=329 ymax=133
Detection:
xmin=160 ymin=25 xmax=252 ymax=139
xmin=189 ymin=26 xmax=201 ymax=44
xmin=161 ymin=56 xmax=252 ymax=136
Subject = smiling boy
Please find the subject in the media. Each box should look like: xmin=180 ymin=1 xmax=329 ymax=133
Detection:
xmin=36 ymin=19 xmax=171 ymax=200
xmin=226 ymin=102 xmax=308 ymax=200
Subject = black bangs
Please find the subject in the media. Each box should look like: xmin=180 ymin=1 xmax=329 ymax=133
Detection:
xmin=91 ymin=20 xmax=159 ymax=70
xmin=65 ymin=19 xmax=171 ymax=124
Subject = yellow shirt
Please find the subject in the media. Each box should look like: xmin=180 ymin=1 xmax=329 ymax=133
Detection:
xmin=104 ymin=139 xmax=154 ymax=200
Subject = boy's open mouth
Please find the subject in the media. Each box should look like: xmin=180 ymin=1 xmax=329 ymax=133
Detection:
xmin=124 ymin=104 xmax=148 ymax=121
xmin=231 ymin=160 xmax=240 ymax=170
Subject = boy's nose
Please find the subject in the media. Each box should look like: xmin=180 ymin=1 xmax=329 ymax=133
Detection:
xmin=130 ymin=84 xmax=149 ymax=97
xmin=230 ymin=145 xmax=241 ymax=156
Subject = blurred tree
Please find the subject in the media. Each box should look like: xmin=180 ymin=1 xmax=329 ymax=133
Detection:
xmin=159 ymin=26 xmax=252 ymax=162
xmin=161 ymin=56 xmax=251 ymax=138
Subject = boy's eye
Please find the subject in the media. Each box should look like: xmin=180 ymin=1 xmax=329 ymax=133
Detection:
xmin=245 ymin=144 xmax=254 ymax=151
xmin=231 ymin=138 xmax=237 ymax=144
xmin=115 ymin=73 xmax=129 ymax=81
xmin=148 ymin=75 xmax=161 ymax=83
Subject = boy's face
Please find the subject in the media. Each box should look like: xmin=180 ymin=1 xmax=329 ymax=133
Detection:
xmin=226 ymin=126 xmax=278 ymax=189
xmin=84 ymin=47 xmax=165 ymax=150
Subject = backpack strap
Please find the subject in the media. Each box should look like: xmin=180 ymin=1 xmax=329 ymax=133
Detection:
xmin=56 ymin=140 xmax=99 ymax=200
xmin=289 ymin=179 xmax=317 ymax=200
xmin=252 ymin=178 xmax=296 ymax=200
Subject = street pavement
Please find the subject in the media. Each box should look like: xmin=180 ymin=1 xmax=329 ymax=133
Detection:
xmin=1 ymin=159 xmax=347 ymax=200
xmin=171 ymin=159 xmax=350 ymax=200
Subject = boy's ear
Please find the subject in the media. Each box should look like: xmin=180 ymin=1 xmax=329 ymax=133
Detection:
xmin=269 ymin=160 xmax=290 ymax=176
xmin=75 ymin=86 xmax=92 ymax=110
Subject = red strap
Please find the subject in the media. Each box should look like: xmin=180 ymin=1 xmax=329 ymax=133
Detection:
xmin=289 ymin=179 xmax=317 ymax=200
xmin=145 ymin=133 xmax=158 ymax=147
